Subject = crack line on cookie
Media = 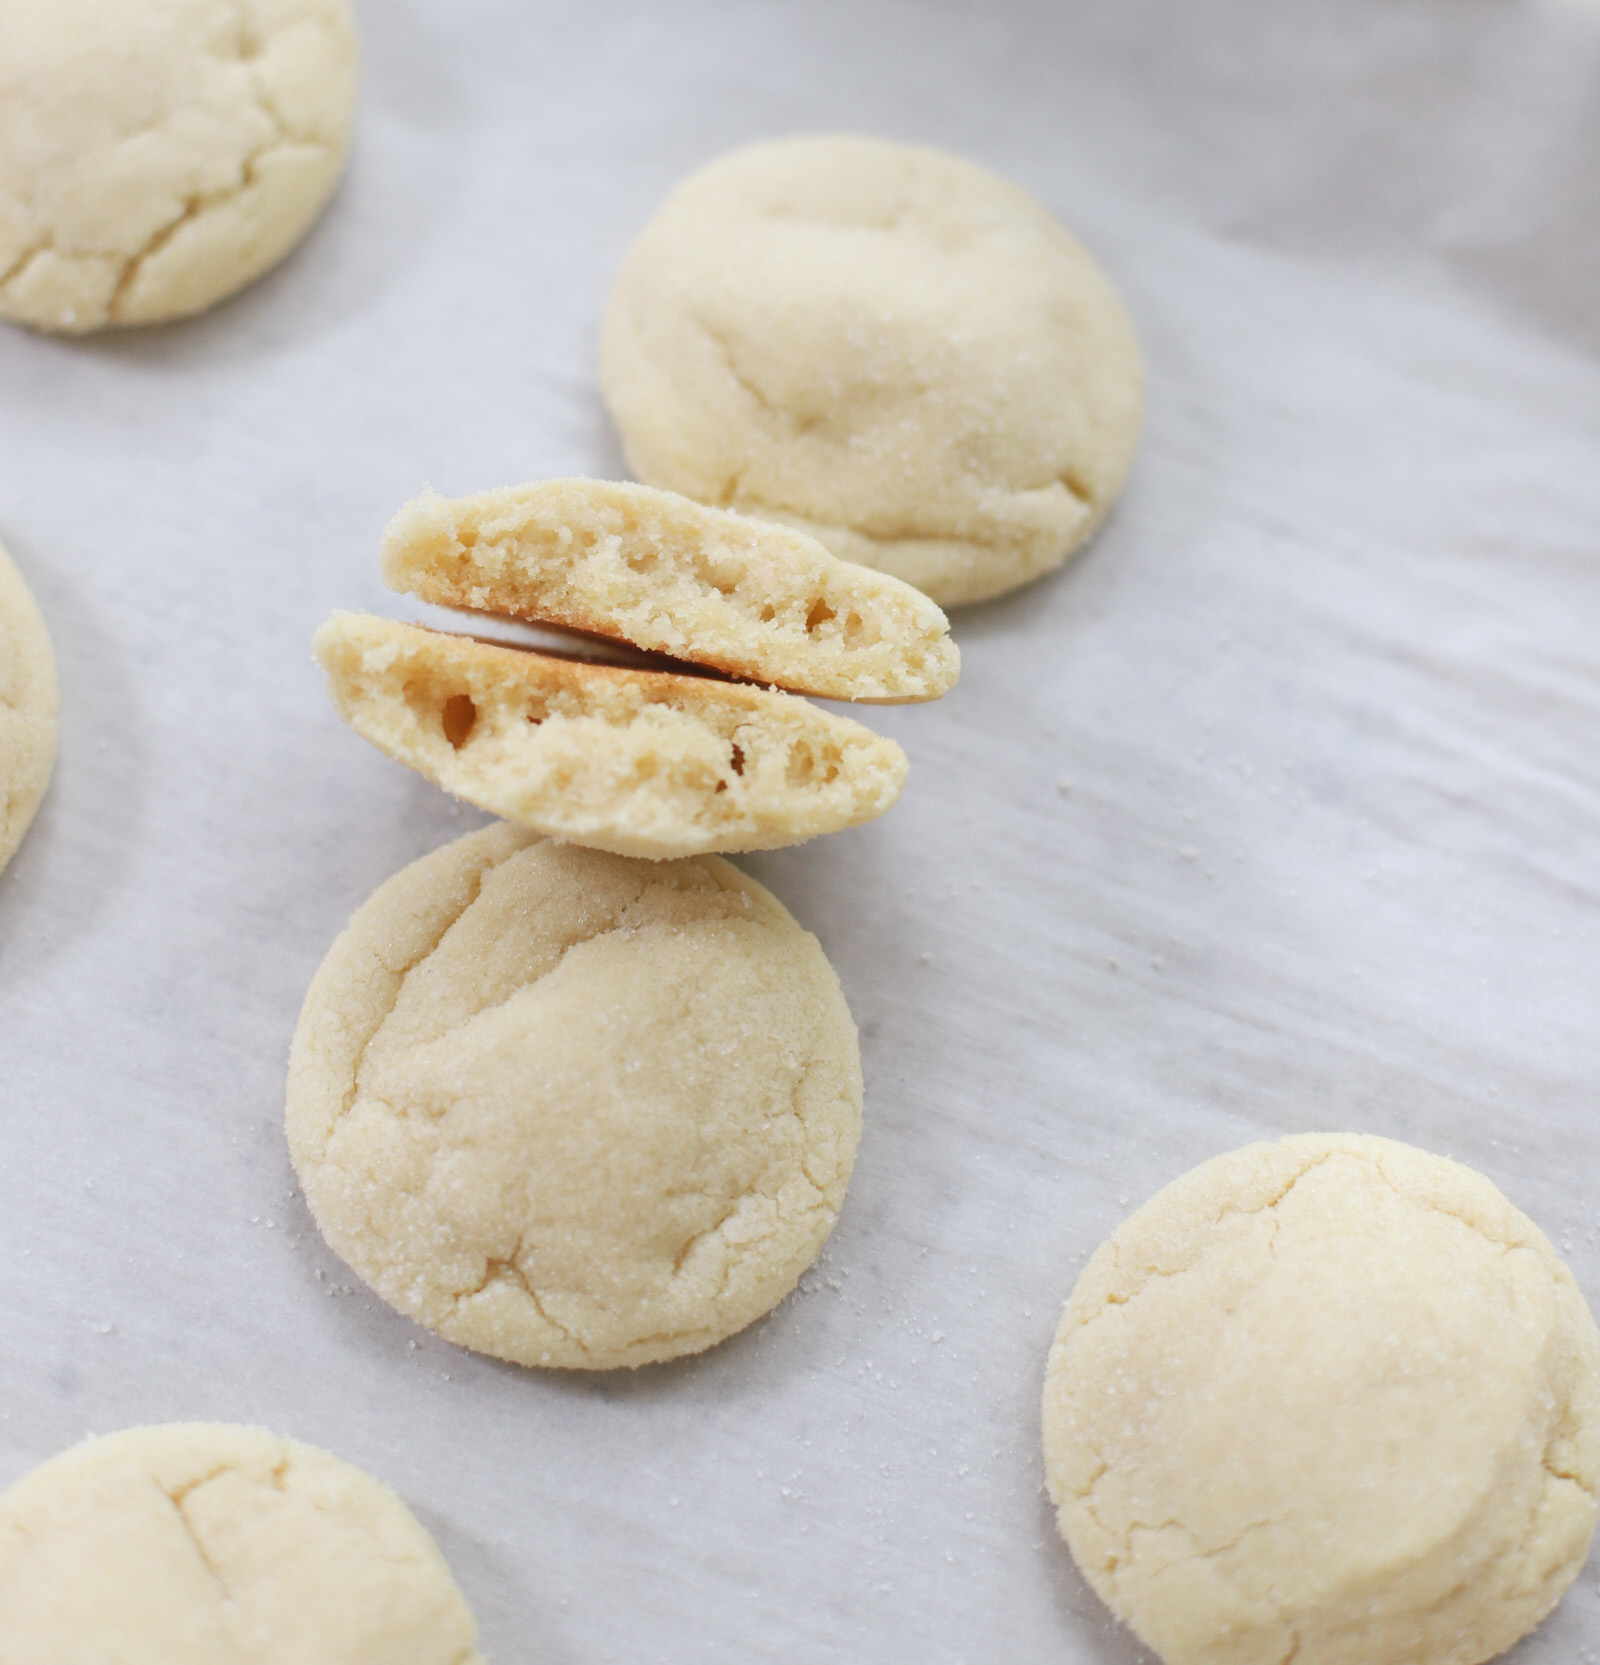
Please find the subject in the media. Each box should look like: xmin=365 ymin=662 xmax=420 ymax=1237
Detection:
xmin=159 ymin=1481 xmax=235 ymax=1607
xmin=104 ymin=132 xmax=330 ymax=326
xmin=671 ymin=1198 xmax=744 ymax=1276
xmin=336 ymin=853 xmax=515 ymax=1126
xmin=1541 ymin=1449 xmax=1599 ymax=1500
xmin=1057 ymin=465 xmax=1094 ymax=508
xmin=9 ymin=11 xmax=340 ymax=331
xmin=1070 ymin=1151 xmax=1340 ymax=1339
xmin=0 ymin=244 xmax=49 ymax=292
xmin=1369 ymin=1152 xmax=1534 ymax=1258
xmin=451 ymin=1234 xmax=591 ymax=1356
xmin=104 ymin=13 xmax=337 ymax=327
xmin=166 ymin=1464 xmax=233 ymax=1507
xmin=697 ymin=316 xmax=782 ymax=422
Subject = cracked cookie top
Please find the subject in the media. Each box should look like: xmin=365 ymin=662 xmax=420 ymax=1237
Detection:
xmin=0 ymin=539 xmax=57 ymax=875
xmin=0 ymin=1423 xmax=483 ymax=1664
xmin=599 ymin=134 xmax=1143 ymax=607
xmin=287 ymin=822 xmax=864 ymax=1369
xmin=1041 ymin=1133 xmax=1600 ymax=1665
xmin=0 ymin=0 xmax=358 ymax=333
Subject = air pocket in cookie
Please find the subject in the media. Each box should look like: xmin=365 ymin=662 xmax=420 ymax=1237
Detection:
xmin=314 ymin=612 xmax=906 ymax=859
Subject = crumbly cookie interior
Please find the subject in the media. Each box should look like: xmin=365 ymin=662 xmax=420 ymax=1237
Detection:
xmin=380 ymin=477 xmax=959 ymax=704
xmin=313 ymin=612 xmax=907 ymax=858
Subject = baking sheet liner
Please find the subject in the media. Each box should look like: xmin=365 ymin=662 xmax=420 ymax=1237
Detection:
xmin=3 ymin=1 xmax=1598 ymax=1657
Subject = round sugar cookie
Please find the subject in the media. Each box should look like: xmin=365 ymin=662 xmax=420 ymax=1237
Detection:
xmin=0 ymin=0 xmax=358 ymax=334
xmin=287 ymin=822 xmax=864 ymax=1369
xmin=600 ymin=134 xmax=1143 ymax=607
xmin=0 ymin=540 xmax=58 ymax=874
xmin=0 ymin=1424 xmax=483 ymax=1664
xmin=1041 ymin=1133 xmax=1600 ymax=1665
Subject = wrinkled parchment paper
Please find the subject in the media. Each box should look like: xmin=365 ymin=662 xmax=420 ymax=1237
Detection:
xmin=3 ymin=1 xmax=1598 ymax=1658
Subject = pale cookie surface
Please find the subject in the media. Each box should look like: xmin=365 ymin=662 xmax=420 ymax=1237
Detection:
xmin=314 ymin=612 xmax=907 ymax=859
xmin=0 ymin=1423 xmax=482 ymax=1665
xmin=288 ymin=823 xmax=863 ymax=1369
xmin=0 ymin=540 xmax=58 ymax=874
xmin=600 ymin=134 xmax=1143 ymax=607
xmin=382 ymin=478 xmax=959 ymax=703
xmin=1042 ymin=1133 xmax=1600 ymax=1665
xmin=0 ymin=0 xmax=358 ymax=333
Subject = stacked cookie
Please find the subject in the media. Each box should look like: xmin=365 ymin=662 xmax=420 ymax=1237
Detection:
xmin=315 ymin=477 xmax=958 ymax=856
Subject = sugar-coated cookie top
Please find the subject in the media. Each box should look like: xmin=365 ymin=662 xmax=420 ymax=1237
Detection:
xmin=1042 ymin=1133 xmax=1600 ymax=1665
xmin=0 ymin=540 xmax=58 ymax=874
xmin=288 ymin=823 xmax=863 ymax=1368
xmin=0 ymin=0 xmax=358 ymax=332
xmin=0 ymin=1424 xmax=482 ymax=1664
xmin=601 ymin=134 xmax=1143 ymax=606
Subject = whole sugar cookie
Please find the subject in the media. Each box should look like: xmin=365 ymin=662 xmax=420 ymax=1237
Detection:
xmin=1042 ymin=1134 xmax=1600 ymax=1665
xmin=0 ymin=1423 xmax=483 ymax=1664
xmin=313 ymin=612 xmax=908 ymax=859
xmin=0 ymin=0 xmax=358 ymax=333
xmin=600 ymin=134 xmax=1143 ymax=607
xmin=0 ymin=540 xmax=58 ymax=874
xmin=288 ymin=822 xmax=864 ymax=1369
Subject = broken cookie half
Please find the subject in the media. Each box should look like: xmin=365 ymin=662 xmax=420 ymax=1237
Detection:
xmin=380 ymin=478 xmax=960 ymax=704
xmin=316 ymin=479 xmax=958 ymax=856
xmin=315 ymin=615 xmax=906 ymax=859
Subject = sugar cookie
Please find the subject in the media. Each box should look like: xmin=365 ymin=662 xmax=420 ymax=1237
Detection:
xmin=600 ymin=134 xmax=1143 ymax=606
xmin=0 ymin=540 xmax=58 ymax=874
xmin=0 ymin=0 xmax=358 ymax=333
xmin=288 ymin=822 xmax=863 ymax=1369
xmin=1042 ymin=1133 xmax=1600 ymax=1665
xmin=382 ymin=477 xmax=959 ymax=703
xmin=313 ymin=612 xmax=907 ymax=859
xmin=0 ymin=1423 xmax=482 ymax=1664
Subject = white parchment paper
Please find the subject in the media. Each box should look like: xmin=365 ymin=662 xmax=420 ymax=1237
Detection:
xmin=3 ymin=1 xmax=1599 ymax=1659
